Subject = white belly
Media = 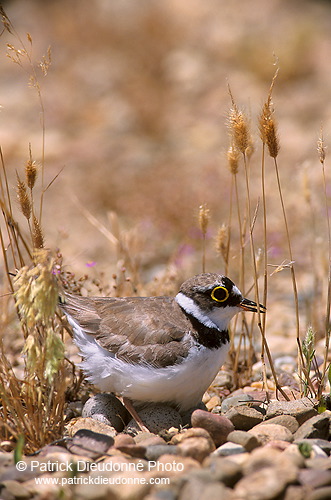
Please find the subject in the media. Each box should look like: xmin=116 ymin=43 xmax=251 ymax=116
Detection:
xmin=69 ymin=317 xmax=229 ymax=412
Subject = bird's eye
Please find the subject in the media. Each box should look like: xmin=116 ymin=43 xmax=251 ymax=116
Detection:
xmin=211 ymin=286 xmax=229 ymax=303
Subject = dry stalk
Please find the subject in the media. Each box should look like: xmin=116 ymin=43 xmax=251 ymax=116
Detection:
xmin=317 ymin=130 xmax=331 ymax=399
xmin=198 ymin=204 xmax=210 ymax=273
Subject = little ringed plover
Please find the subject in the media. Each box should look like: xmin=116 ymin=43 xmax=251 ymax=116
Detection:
xmin=61 ymin=273 xmax=265 ymax=418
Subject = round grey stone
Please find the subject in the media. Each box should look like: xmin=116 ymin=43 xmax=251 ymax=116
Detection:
xmin=82 ymin=393 xmax=129 ymax=432
xmin=125 ymin=404 xmax=182 ymax=435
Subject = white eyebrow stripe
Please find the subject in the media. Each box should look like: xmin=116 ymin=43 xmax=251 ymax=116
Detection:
xmin=175 ymin=292 xmax=217 ymax=329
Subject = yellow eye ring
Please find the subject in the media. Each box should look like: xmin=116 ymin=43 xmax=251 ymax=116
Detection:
xmin=211 ymin=286 xmax=229 ymax=303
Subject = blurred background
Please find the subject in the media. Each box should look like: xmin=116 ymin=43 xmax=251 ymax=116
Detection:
xmin=1 ymin=0 xmax=331 ymax=352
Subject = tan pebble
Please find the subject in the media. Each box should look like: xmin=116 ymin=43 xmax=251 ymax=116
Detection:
xmin=248 ymin=423 xmax=293 ymax=444
xmin=102 ymin=454 xmax=138 ymax=467
xmin=170 ymin=427 xmax=211 ymax=444
xmin=235 ymin=466 xmax=289 ymax=500
xmin=282 ymin=444 xmax=306 ymax=468
xmin=134 ymin=431 xmax=157 ymax=443
xmin=24 ymin=474 xmax=70 ymax=498
xmin=202 ymin=393 xmax=211 ymax=404
xmin=243 ymin=445 xmax=300 ymax=478
xmin=157 ymin=453 xmax=201 ymax=472
xmin=1 ymin=480 xmax=31 ymax=499
xmin=178 ymin=436 xmax=215 ymax=463
xmin=66 ymin=417 xmax=117 ymax=438
xmin=136 ymin=435 xmax=166 ymax=447
xmin=264 ymin=440 xmax=292 ymax=451
xmin=114 ymin=433 xmax=135 ymax=448
xmin=206 ymin=395 xmax=221 ymax=411
xmin=222 ymin=452 xmax=250 ymax=465
xmin=251 ymin=380 xmax=276 ymax=390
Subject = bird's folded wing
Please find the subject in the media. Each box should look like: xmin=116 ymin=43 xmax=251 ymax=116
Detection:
xmin=62 ymin=294 xmax=193 ymax=367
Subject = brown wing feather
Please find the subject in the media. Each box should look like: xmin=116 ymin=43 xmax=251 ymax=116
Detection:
xmin=61 ymin=294 xmax=193 ymax=367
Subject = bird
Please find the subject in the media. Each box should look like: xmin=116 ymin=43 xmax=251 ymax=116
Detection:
xmin=60 ymin=272 xmax=265 ymax=426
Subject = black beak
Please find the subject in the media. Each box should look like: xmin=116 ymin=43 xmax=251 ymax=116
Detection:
xmin=239 ymin=297 xmax=266 ymax=313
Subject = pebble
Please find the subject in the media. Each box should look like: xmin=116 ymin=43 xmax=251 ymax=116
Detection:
xmin=310 ymin=445 xmax=329 ymax=458
xmin=264 ymin=414 xmax=299 ymax=433
xmin=171 ymin=429 xmax=215 ymax=463
xmin=134 ymin=432 xmax=166 ymax=447
xmin=156 ymin=454 xmax=201 ymax=473
xmin=125 ymin=404 xmax=182 ymax=435
xmin=178 ymin=436 xmax=215 ymax=463
xmin=191 ymin=409 xmax=234 ymax=446
xmin=113 ymin=433 xmax=135 ymax=448
xmin=220 ymin=393 xmax=254 ymax=413
xmin=66 ymin=417 xmax=117 ymax=438
xmin=282 ymin=444 xmax=306 ymax=468
xmin=248 ymin=423 xmax=294 ymax=444
xmin=266 ymin=398 xmax=317 ymax=424
xmin=306 ymin=457 xmax=331 ymax=470
xmin=299 ymin=468 xmax=331 ymax=488
xmin=0 ymin=480 xmax=31 ymax=499
xmin=211 ymin=370 xmax=233 ymax=389
xmin=213 ymin=442 xmax=246 ymax=456
xmin=205 ymin=395 xmax=221 ymax=411
xmin=224 ymin=405 xmax=264 ymax=430
xmin=234 ymin=466 xmax=295 ymax=500
xmin=227 ymin=430 xmax=261 ymax=451
xmin=113 ymin=443 xmax=147 ymax=459
xmin=242 ymin=445 xmax=298 ymax=475
xmin=3 ymin=390 xmax=331 ymax=500
xmin=145 ymin=444 xmax=179 ymax=461
xmin=203 ymin=456 xmax=242 ymax=487
xmin=179 ymin=475 xmax=232 ymax=500
xmin=264 ymin=440 xmax=292 ymax=451
xmin=306 ymin=486 xmax=331 ymax=500
xmin=66 ymin=428 xmax=114 ymax=459
xmin=274 ymin=355 xmax=297 ymax=371
xmin=170 ymin=427 xmax=212 ymax=444
xmin=283 ymin=485 xmax=311 ymax=500
xmin=293 ymin=412 xmax=331 ymax=440
xmin=82 ymin=393 xmax=130 ymax=432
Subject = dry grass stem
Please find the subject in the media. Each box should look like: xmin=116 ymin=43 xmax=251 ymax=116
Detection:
xmin=317 ymin=130 xmax=331 ymax=398
xmin=198 ymin=204 xmax=210 ymax=273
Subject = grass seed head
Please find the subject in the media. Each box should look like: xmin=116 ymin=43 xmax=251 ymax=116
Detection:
xmin=25 ymin=159 xmax=38 ymax=190
xmin=14 ymin=249 xmax=58 ymax=328
xmin=16 ymin=174 xmax=31 ymax=220
xmin=227 ymin=145 xmax=240 ymax=174
xmin=259 ymin=100 xmax=280 ymax=159
xmin=32 ymin=216 xmax=44 ymax=249
xmin=228 ymin=106 xmax=250 ymax=154
xmin=215 ymin=223 xmax=229 ymax=262
xmin=199 ymin=204 xmax=210 ymax=235
xmin=317 ymin=134 xmax=326 ymax=164
xmin=44 ymin=329 xmax=65 ymax=383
